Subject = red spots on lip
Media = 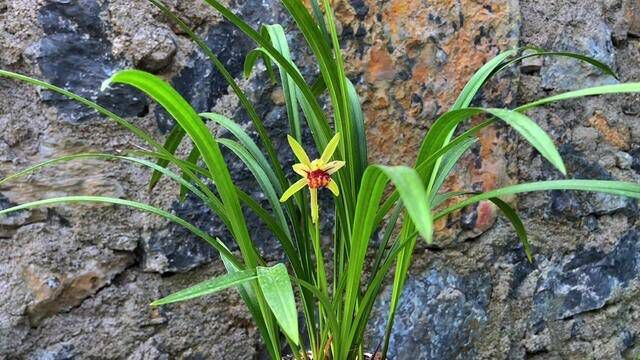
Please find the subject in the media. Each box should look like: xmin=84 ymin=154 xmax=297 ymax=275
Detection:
xmin=307 ymin=169 xmax=331 ymax=189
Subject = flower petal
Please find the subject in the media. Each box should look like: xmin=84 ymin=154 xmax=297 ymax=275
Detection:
xmin=292 ymin=163 xmax=310 ymax=177
xmin=320 ymin=132 xmax=341 ymax=163
xmin=280 ymin=178 xmax=308 ymax=202
xmin=324 ymin=160 xmax=345 ymax=175
xmin=287 ymin=135 xmax=311 ymax=167
xmin=310 ymin=188 xmax=319 ymax=223
xmin=326 ymin=179 xmax=340 ymax=197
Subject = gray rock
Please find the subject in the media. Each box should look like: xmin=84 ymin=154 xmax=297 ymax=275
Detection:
xmin=29 ymin=342 xmax=74 ymax=360
xmin=549 ymin=145 xmax=638 ymax=218
xmin=520 ymin=50 xmax=544 ymax=75
xmin=615 ymin=151 xmax=633 ymax=169
xmin=132 ymin=28 xmax=177 ymax=72
xmin=367 ymin=267 xmax=491 ymax=359
xmin=127 ymin=337 xmax=169 ymax=360
xmin=143 ymin=0 xmax=289 ymax=273
xmin=33 ymin=0 xmax=147 ymax=122
xmin=538 ymin=2 xmax=618 ymax=91
xmin=1 ymin=0 xmax=640 ymax=358
xmin=532 ymin=230 xmax=639 ymax=321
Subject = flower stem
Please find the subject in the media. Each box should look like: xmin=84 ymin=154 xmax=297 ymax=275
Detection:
xmin=312 ymin=215 xmax=329 ymax=355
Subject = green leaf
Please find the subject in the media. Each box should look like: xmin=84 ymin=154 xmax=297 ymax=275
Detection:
xmin=376 ymin=120 xmax=493 ymax=225
xmin=451 ymin=49 xmax=518 ymax=110
xmin=490 ymin=49 xmax=618 ymax=80
xmin=179 ymin=146 xmax=202 ymax=202
xmin=340 ymin=165 xmax=432 ymax=359
xmin=257 ymin=264 xmax=300 ymax=345
xmin=0 ymin=196 xmax=241 ymax=267
xmin=202 ymin=0 xmax=331 ymax=149
xmin=432 ymin=191 xmax=476 ymax=208
xmin=201 ymin=112 xmax=281 ymax=193
xmin=103 ymin=69 xmax=259 ymax=267
xmin=244 ymin=47 xmax=277 ymax=82
xmin=488 ymin=197 xmax=533 ymax=263
xmin=151 ymin=270 xmax=257 ymax=306
xmin=516 ymin=83 xmax=640 ymax=112
xmin=418 ymin=107 xmax=567 ymax=183
xmin=262 ymin=24 xmax=303 ymax=142
xmin=218 ymin=138 xmax=290 ymax=240
xmin=486 ymin=108 xmax=566 ymax=175
xmin=435 ymin=180 xmax=640 ymax=220
xmin=147 ymin=0 xmax=288 ymax=196
xmin=346 ymin=78 xmax=368 ymax=185
xmin=429 ymin=137 xmax=478 ymax=198
xmin=310 ymin=0 xmax=330 ymax=44
xmin=149 ymin=124 xmax=186 ymax=191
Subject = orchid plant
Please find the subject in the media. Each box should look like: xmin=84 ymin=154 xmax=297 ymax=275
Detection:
xmin=1 ymin=0 xmax=640 ymax=359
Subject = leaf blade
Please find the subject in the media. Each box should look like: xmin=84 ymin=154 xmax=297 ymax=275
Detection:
xmin=489 ymin=197 xmax=533 ymax=262
xmin=257 ymin=264 xmax=300 ymax=345
xmin=151 ymin=270 xmax=257 ymax=306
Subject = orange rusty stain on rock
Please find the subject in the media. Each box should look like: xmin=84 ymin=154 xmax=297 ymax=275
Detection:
xmin=366 ymin=43 xmax=395 ymax=83
xmin=386 ymin=0 xmax=417 ymax=38
xmin=587 ymin=112 xmax=630 ymax=150
xmin=411 ymin=61 xmax=431 ymax=85
xmin=474 ymin=125 xmax=506 ymax=191
xmin=434 ymin=216 xmax=448 ymax=232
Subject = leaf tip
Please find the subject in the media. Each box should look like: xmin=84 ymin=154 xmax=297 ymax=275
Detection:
xmin=100 ymin=76 xmax=114 ymax=92
xmin=557 ymin=161 xmax=568 ymax=176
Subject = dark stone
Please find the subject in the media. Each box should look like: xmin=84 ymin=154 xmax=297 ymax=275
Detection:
xmin=154 ymin=0 xmax=284 ymax=132
xmin=460 ymin=204 xmax=478 ymax=230
xmin=622 ymin=102 xmax=640 ymax=116
xmin=548 ymin=146 xmax=638 ymax=218
xmin=532 ymin=230 xmax=640 ymax=321
xmin=143 ymin=0 xmax=297 ymax=272
xmin=508 ymin=250 xmax=536 ymax=298
xmin=35 ymin=0 xmax=147 ymax=123
xmin=141 ymin=207 xmax=218 ymax=274
xmin=550 ymin=190 xmax=583 ymax=219
xmin=153 ymin=21 xmax=254 ymax=132
xmin=367 ymin=267 xmax=492 ymax=359
xmin=631 ymin=148 xmax=640 ymax=173
xmin=621 ymin=330 xmax=636 ymax=350
xmin=351 ymin=0 xmax=369 ymax=21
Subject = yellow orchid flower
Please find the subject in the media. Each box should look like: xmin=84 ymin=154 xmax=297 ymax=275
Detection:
xmin=279 ymin=133 xmax=345 ymax=223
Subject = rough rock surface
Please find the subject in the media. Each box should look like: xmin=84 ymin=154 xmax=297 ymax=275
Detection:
xmin=0 ymin=0 xmax=639 ymax=359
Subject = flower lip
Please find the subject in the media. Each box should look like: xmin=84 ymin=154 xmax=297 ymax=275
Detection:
xmin=307 ymin=169 xmax=331 ymax=189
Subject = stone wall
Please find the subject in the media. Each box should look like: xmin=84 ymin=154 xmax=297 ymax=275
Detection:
xmin=0 ymin=0 xmax=639 ymax=358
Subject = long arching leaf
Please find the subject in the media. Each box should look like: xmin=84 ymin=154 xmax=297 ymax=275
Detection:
xmin=151 ymin=270 xmax=257 ymax=306
xmin=435 ymin=180 xmax=640 ymax=219
xmin=102 ymin=69 xmax=260 ymax=266
xmin=0 ymin=196 xmax=240 ymax=267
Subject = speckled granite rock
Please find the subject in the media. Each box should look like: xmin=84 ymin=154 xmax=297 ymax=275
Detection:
xmin=0 ymin=0 xmax=639 ymax=358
